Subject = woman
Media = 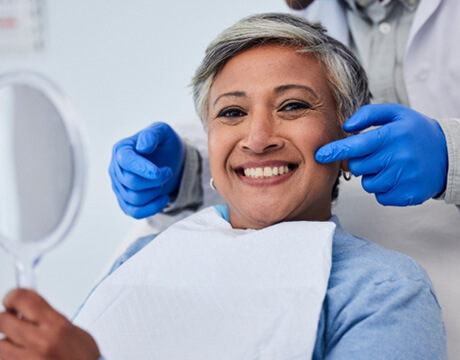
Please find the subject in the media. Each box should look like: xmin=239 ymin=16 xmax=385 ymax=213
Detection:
xmin=0 ymin=13 xmax=446 ymax=360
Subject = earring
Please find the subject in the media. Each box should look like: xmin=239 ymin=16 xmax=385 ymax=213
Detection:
xmin=343 ymin=171 xmax=352 ymax=181
xmin=210 ymin=178 xmax=216 ymax=190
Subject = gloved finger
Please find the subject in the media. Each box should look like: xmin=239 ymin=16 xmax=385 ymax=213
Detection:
xmin=113 ymin=160 xmax=173 ymax=191
xmin=111 ymin=176 xmax=165 ymax=206
xmin=115 ymin=144 xmax=161 ymax=180
xmin=375 ymin=187 xmax=423 ymax=207
xmin=347 ymin=152 xmax=386 ymax=177
xmin=315 ymin=125 xmax=390 ymax=163
xmin=135 ymin=122 xmax=173 ymax=155
xmin=361 ymin=170 xmax=398 ymax=194
xmin=111 ymin=182 xmax=132 ymax=217
xmin=343 ymin=103 xmax=405 ymax=132
xmin=116 ymin=193 xmax=170 ymax=219
xmin=110 ymin=162 xmax=152 ymax=191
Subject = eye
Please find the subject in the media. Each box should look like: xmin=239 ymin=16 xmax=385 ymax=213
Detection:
xmin=217 ymin=107 xmax=247 ymax=118
xmin=279 ymin=101 xmax=312 ymax=112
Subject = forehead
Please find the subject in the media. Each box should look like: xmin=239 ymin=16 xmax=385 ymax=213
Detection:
xmin=209 ymin=44 xmax=332 ymax=100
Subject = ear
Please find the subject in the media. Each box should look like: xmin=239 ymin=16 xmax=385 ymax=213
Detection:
xmin=338 ymin=130 xmax=359 ymax=173
xmin=340 ymin=159 xmax=350 ymax=173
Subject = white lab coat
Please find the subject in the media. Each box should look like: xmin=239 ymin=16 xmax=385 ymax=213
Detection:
xmin=299 ymin=0 xmax=459 ymax=119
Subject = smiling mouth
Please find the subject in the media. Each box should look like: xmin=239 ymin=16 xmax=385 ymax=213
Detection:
xmin=238 ymin=164 xmax=297 ymax=179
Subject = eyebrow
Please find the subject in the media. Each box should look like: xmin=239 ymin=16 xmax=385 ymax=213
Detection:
xmin=212 ymin=84 xmax=319 ymax=106
xmin=213 ymin=91 xmax=246 ymax=106
xmin=274 ymin=84 xmax=319 ymax=100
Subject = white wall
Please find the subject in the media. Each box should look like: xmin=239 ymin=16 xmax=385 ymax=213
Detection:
xmin=0 ymin=0 xmax=289 ymax=316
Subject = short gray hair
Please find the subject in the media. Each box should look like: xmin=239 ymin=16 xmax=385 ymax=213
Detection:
xmin=192 ymin=12 xmax=371 ymax=130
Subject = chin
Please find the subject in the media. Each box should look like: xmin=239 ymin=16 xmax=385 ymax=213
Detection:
xmin=232 ymin=205 xmax=295 ymax=229
xmin=229 ymin=199 xmax=332 ymax=229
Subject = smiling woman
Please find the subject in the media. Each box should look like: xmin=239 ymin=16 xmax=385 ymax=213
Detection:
xmin=0 ymin=12 xmax=447 ymax=360
xmin=193 ymin=12 xmax=370 ymax=230
xmin=207 ymin=45 xmax=344 ymax=228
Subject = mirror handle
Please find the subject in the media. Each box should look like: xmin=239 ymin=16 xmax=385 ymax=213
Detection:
xmin=13 ymin=252 xmax=41 ymax=290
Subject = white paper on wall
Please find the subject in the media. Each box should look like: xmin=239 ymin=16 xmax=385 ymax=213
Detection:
xmin=0 ymin=0 xmax=45 ymax=56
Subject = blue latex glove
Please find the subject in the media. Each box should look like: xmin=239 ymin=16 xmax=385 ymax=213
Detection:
xmin=315 ymin=104 xmax=448 ymax=206
xmin=109 ymin=122 xmax=185 ymax=218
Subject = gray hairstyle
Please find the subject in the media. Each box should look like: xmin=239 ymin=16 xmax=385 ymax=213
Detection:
xmin=192 ymin=12 xmax=371 ymax=130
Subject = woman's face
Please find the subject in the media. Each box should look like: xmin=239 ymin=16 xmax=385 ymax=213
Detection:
xmin=207 ymin=45 xmax=344 ymax=229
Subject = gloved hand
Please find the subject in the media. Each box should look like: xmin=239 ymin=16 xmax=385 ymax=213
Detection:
xmin=109 ymin=122 xmax=185 ymax=218
xmin=315 ymin=104 xmax=448 ymax=206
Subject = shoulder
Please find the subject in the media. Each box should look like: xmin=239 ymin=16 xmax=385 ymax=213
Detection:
xmin=107 ymin=234 xmax=158 ymax=276
xmin=316 ymin=222 xmax=447 ymax=359
xmin=330 ymin=224 xmax=434 ymax=288
xmin=328 ymin=224 xmax=440 ymax=314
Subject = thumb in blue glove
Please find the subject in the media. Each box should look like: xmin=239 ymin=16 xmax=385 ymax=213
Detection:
xmin=315 ymin=104 xmax=448 ymax=206
xmin=109 ymin=122 xmax=185 ymax=218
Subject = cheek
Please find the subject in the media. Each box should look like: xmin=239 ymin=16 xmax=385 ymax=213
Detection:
xmin=207 ymin=133 xmax=219 ymax=178
xmin=207 ymin=127 xmax=233 ymax=178
xmin=296 ymin=123 xmax=341 ymax=182
xmin=297 ymin=122 xmax=339 ymax=155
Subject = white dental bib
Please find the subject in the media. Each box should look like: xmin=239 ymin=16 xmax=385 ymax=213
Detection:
xmin=74 ymin=207 xmax=334 ymax=360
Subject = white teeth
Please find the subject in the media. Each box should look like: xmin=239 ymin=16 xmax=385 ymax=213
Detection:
xmin=242 ymin=165 xmax=292 ymax=178
xmin=254 ymin=168 xmax=263 ymax=177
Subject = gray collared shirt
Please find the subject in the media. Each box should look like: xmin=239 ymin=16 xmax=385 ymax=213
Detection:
xmin=342 ymin=0 xmax=419 ymax=105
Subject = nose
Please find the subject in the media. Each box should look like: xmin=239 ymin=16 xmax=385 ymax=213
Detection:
xmin=240 ymin=111 xmax=284 ymax=154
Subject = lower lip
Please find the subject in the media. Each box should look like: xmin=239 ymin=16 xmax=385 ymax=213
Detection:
xmin=236 ymin=168 xmax=296 ymax=186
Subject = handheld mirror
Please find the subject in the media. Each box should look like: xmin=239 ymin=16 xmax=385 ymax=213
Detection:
xmin=0 ymin=71 xmax=86 ymax=289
